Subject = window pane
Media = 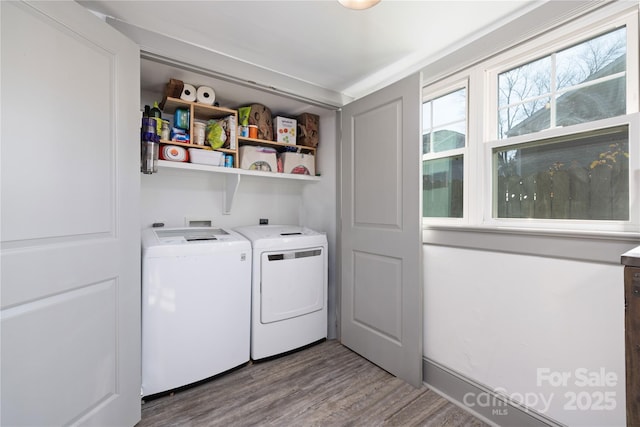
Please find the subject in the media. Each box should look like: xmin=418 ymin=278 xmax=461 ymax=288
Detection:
xmin=431 ymin=122 xmax=466 ymax=153
xmin=499 ymin=97 xmax=550 ymax=138
xmin=494 ymin=126 xmax=629 ymax=220
xmin=423 ymin=132 xmax=431 ymax=155
xmin=498 ymin=56 xmax=551 ymax=107
xmin=423 ymin=155 xmax=463 ymax=218
xmin=423 ymin=87 xmax=466 ymax=154
xmin=556 ymin=27 xmax=626 ymax=91
xmin=498 ymin=27 xmax=628 ymax=140
xmin=556 ymin=77 xmax=626 ymax=126
xmin=433 ymin=89 xmax=466 ymax=126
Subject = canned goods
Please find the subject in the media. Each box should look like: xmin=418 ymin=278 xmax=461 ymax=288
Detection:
xmin=225 ymin=154 xmax=233 ymax=168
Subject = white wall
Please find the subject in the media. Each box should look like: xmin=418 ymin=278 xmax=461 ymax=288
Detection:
xmin=141 ymin=170 xmax=302 ymax=229
xmin=423 ymin=244 xmax=625 ymax=426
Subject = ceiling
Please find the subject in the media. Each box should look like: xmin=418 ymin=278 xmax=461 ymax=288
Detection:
xmin=79 ymin=0 xmax=545 ymax=101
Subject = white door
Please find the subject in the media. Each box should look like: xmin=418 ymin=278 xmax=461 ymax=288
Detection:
xmin=1 ymin=1 xmax=141 ymax=426
xmin=340 ymin=73 xmax=423 ymax=387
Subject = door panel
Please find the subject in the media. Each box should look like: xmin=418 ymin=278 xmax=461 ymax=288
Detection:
xmin=341 ymin=73 xmax=422 ymax=387
xmin=2 ymin=281 xmax=118 ymax=426
xmin=1 ymin=2 xmax=141 ymax=426
xmin=353 ymin=251 xmax=402 ymax=342
xmin=353 ymin=100 xmax=402 ymax=228
xmin=1 ymin=1 xmax=113 ymax=242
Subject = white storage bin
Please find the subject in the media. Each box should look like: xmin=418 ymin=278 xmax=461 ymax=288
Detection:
xmin=188 ymin=148 xmax=224 ymax=166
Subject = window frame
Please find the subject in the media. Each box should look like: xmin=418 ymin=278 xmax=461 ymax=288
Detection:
xmin=482 ymin=113 xmax=639 ymax=233
xmin=421 ymin=77 xmax=470 ymax=225
xmin=421 ymin=4 xmax=639 ymax=236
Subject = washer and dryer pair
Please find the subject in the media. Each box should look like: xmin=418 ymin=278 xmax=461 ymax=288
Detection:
xmin=141 ymin=225 xmax=327 ymax=396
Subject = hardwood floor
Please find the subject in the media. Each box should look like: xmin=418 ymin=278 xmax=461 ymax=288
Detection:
xmin=138 ymin=340 xmax=488 ymax=427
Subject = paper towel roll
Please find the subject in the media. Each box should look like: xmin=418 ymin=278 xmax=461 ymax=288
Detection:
xmin=196 ymin=86 xmax=215 ymax=105
xmin=180 ymin=84 xmax=197 ymax=102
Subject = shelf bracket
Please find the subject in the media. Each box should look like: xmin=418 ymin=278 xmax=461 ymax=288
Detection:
xmin=223 ymin=173 xmax=241 ymax=215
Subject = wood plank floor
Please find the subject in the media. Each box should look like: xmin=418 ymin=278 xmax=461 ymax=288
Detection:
xmin=138 ymin=340 xmax=488 ymax=427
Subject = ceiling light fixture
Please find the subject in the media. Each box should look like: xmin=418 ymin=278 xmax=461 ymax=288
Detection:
xmin=338 ymin=0 xmax=381 ymax=10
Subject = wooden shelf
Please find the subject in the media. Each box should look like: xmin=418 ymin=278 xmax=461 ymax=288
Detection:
xmin=160 ymin=140 xmax=211 ymax=150
xmin=160 ymin=97 xmax=239 ymax=166
xmin=162 ymin=97 xmax=236 ymax=119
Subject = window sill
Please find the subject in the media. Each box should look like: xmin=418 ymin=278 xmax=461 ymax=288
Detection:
xmin=422 ymin=225 xmax=640 ymax=265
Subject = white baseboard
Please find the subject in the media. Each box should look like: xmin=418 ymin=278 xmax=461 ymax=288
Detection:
xmin=423 ymin=357 xmax=566 ymax=427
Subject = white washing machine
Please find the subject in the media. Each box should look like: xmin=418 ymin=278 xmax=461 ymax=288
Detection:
xmin=234 ymin=225 xmax=328 ymax=360
xmin=141 ymin=227 xmax=251 ymax=396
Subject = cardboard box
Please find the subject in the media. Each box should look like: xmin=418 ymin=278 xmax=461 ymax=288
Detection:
xmin=239 ymin=146 xmax=278 ymax=172
xmin=280 ymin=152 xmax=315 ymax=176
xmin=296 ymin=113 xmax=319 ymax=147
xmin=273 ymin=116 xmax=297 ymax=145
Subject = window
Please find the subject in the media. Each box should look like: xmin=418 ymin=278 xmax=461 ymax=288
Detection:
xmin=492 ymin=24 xmax=633 ymax=225
xmin=422 ymin=86 xmax=467 ymax=218
xmin=421 ymin=4 xmax=638 ymax=234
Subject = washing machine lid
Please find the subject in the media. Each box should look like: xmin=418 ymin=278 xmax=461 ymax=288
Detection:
xmin=234 ymin=225 xmax=326 ymax=249
xmin=155 ymin=228 xmax=227 ymax=243
xmin=142 ymin=227 xmax=249 ymax=250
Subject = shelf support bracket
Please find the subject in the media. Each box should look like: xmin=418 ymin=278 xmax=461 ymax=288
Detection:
xmin=223 ymin=174 xmax=241 ymax=215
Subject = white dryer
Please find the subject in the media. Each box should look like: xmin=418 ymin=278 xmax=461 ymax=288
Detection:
xmin=234 ymin=225 xmax=328 ymax=360
xmin=141 ymin=227 xmax=251 ymax=396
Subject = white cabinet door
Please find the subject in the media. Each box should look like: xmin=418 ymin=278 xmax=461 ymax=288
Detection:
xmin=1 ymin=1 xmax=141 ymax=425
xmin=340 ymin=73 xmax=423 ymax=387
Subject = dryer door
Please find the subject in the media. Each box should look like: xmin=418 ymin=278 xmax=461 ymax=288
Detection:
xmin=260 ymin=247 xmax=325 ymax=323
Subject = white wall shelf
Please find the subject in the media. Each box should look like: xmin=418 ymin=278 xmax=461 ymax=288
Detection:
xmin=156 ymin=160 xmax=320 ymax=214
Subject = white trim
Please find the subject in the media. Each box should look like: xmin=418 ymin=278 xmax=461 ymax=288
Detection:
xmin=422 ymin=147 xmax=465 ymax=162
xmin=626 ymin=6 xmax=640 ymax=113
xmin=423 ymin=357 xmax=566 ymax=427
